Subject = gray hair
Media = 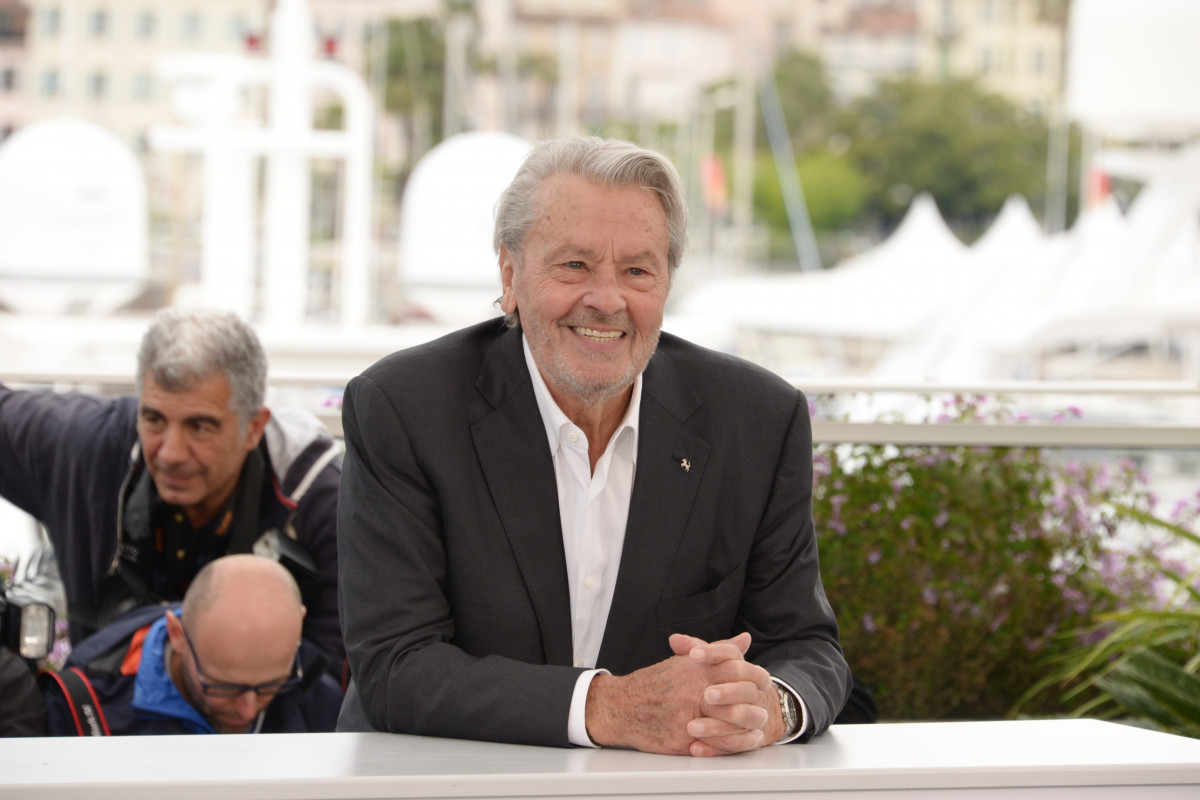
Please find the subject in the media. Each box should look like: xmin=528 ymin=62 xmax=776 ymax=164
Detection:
xmin=135 ymin=307 xmax=267 ymax=426
xmin=492 ymin=136 xmax=689 ymax=325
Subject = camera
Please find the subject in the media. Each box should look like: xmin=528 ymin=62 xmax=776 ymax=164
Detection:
xmin=0 ymin=578 xmax=55 ymax=661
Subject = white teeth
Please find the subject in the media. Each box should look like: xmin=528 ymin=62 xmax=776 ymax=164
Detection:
xmin=575 ymin=327 xmax=623 ymax=342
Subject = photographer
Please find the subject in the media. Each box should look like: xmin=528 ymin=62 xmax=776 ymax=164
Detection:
xmin=0 ymin=308 xmax=343 ymax=672
xmin=43 ymin=555 xmax=342 ymax=735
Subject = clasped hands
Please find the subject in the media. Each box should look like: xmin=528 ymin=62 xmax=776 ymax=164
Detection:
xmin=584 ymin=631 xmax=784 ymax=757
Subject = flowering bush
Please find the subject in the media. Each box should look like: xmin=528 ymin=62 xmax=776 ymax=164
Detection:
xmin=813 ymin=395 xmax=1168 ymax=720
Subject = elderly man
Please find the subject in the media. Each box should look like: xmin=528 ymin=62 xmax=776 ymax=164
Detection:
xmin=43 ymin=555 xmax=341 ymax=735
xmin=337 ymin=136 xmax=851 ymax=756
xmin=0 ymin=308 xmax=343 ymax=667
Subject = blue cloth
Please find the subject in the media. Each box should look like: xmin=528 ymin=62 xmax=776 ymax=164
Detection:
xmin=130 ymin=617 xmax=213 ymax=734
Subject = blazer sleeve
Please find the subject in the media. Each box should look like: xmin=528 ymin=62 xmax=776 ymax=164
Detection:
xmin=740 ymin=394 xmax=852 ymax=741
xmin=337 ymin=373 xmax=582 ymax=747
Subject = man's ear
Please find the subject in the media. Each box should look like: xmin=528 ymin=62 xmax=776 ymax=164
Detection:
xmin=243 ymin=407 xmax=271 ymax=452
xmin=498 ymin=245 xmax=517 ymax=314
xmin=165 ymin=609 xmax=186 ymax=652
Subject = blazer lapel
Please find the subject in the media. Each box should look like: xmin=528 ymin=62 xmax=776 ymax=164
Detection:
xmin=598 ymin=345 xmax=710 ymax=674
xmin=471 ymin=330 xmax=574 ymax=667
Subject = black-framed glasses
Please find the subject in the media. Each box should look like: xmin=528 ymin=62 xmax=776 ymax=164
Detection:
xmin=182 ymin=625 xmax=303 ymax=698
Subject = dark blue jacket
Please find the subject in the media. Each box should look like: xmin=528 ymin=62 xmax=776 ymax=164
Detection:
xmin=0 ymin=384 xmax=343 ymax=665
xmin=42 ymin=604 xmax=342 ymax=735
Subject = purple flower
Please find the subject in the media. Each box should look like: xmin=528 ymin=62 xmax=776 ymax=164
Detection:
xmin=861 ymin=613 xmax=877 ymax=633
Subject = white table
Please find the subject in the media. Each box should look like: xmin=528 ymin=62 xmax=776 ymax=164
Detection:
xmin=2 ymin=719 xmax=1199 ymax=799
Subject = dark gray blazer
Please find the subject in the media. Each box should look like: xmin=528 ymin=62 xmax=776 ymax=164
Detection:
xmin=336 ymin=319 xmax=851 ymax=746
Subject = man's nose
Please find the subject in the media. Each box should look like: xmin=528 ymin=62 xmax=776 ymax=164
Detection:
xmin=583 ymin=267 xmax=627 ymax=317
xmin=157 ymin=425 xmax=189 ymax=462
xmin=232 ymin=690 xmax=262 ymax=719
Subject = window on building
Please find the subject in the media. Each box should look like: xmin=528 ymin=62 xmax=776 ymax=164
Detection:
xmin=40 ymin=70 xmax=59 ymax=97
xmin=182 ymin=12 xmax=202 ymax=41
xmin=137 ymin=11 xmax=157 ymax=39
xmin=0 ymin=10 xmax=14 ymax=37
xmin=980 ymin=48 xmax=993 ymax=74
xmin=132 ymin=72 xmax=153 ymax=99
xmin=1 ymin=68 xmax=15 ymax=91
xmin=1032 ymin=48 xmax=1046 ymax=76
xmin=41 ymin=7 xmax=61 ymax=36
xmin=90 ymin=9 xmax=110 ymax=38
xmin=229 ymin=15 xmax=245 ymax=42
xmin=88 ymin=71 xmax=107 ymax=99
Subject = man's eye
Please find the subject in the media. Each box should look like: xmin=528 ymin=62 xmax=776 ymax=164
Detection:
xmin=566 ymin=261 xmax=585 ymax=269
xmin=629 ymin=267 xmax=645 ymax=276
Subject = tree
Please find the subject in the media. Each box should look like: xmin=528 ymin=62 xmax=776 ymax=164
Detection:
xmin=836 ymin=77 xmax=1051 ymax=238
xmin=767 ymin=49 xmax=837 ymax=153
xmin=384 ymin=16 xmax=447 ymax=168
xmin=754 ymin=149 xmax=866 ymax=261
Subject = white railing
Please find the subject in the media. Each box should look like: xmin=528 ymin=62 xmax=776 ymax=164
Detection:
xmin=6 ymin=370 xmax=1200 ymax=449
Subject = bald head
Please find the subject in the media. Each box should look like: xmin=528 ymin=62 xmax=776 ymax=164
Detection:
xmin=182 ymin=555 xmax=305 ymax=654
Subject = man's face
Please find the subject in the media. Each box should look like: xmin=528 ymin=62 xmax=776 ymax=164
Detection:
xmin=169 ymin=613 xmax=297 ymax=734
xmin=137 ymin=372 xmax=267 ymax=528
xmin=499 ymin=175 xmax=671 ymax=407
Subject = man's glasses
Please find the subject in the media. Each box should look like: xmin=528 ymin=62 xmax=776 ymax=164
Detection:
xmin=181 ymin=625 xmax=303 ymax=698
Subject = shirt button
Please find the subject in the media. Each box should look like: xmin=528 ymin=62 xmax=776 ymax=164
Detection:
xmin=568 ymin=432 xmax=578 ymax=443
xmin=174 ymin=513 xmax=184 ymax=524
xmin=584 ymin=576 xmax=595 ymax=589
xmin=574 ymin=659 xmax=584 ymax=667
xmin=176 ymin=549 xmax=186 ymax=560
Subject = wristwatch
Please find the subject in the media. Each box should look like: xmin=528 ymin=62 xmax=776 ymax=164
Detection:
xmin=774 ymin=682 xmax=800 ymax=739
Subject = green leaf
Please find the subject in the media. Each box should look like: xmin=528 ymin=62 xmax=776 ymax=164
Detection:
xmin=1097 ymin=650 xmax=1200 ymax=738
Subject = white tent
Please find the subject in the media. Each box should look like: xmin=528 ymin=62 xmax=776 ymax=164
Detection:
xmin=396 ymin=130 xmax=532 ymax=325
xmin=0 ymin=118 xmax=150 ymax=315
xmin=869 ymin=195 xmax=1048 ymax=381
xmin=677 ymin=194 xmax=969 ymax=345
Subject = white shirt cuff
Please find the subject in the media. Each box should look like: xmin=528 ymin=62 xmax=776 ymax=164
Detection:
xmin=568 ymin=668 xmax=609 ymax=747
xmin=770 ymin=676 xmax=809 ymax=744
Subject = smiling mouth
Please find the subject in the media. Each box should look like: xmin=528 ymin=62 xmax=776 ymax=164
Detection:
xmin=573 ymin=326 xmax=625 ymax=342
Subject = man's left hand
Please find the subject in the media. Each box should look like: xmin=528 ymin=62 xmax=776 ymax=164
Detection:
xmin=669 ymin=632 xmax=785 ymax=757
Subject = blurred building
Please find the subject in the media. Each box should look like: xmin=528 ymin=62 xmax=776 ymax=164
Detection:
xmin=0 ymin=0 xmax=28 ymax=142
xmin=21 ymin=1 xmax=270 ymax=151
xmin=916 ymin=0 xmax=1066 ymax=113
xmin=823 ymin=2 xmax=919 ymax=100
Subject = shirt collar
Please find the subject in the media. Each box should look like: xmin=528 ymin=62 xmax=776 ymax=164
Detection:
xmin=522 ymin=334 xmax=641 ymax=460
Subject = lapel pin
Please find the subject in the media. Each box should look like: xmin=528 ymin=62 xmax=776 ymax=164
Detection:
xmin=680 ymin=458 xmax=691 ymax=472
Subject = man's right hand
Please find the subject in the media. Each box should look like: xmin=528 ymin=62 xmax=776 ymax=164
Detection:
xmin=584 ymin=651 xmax=714 ymax=755
xmin=583 ymin=632 xmax=773 ymax=756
